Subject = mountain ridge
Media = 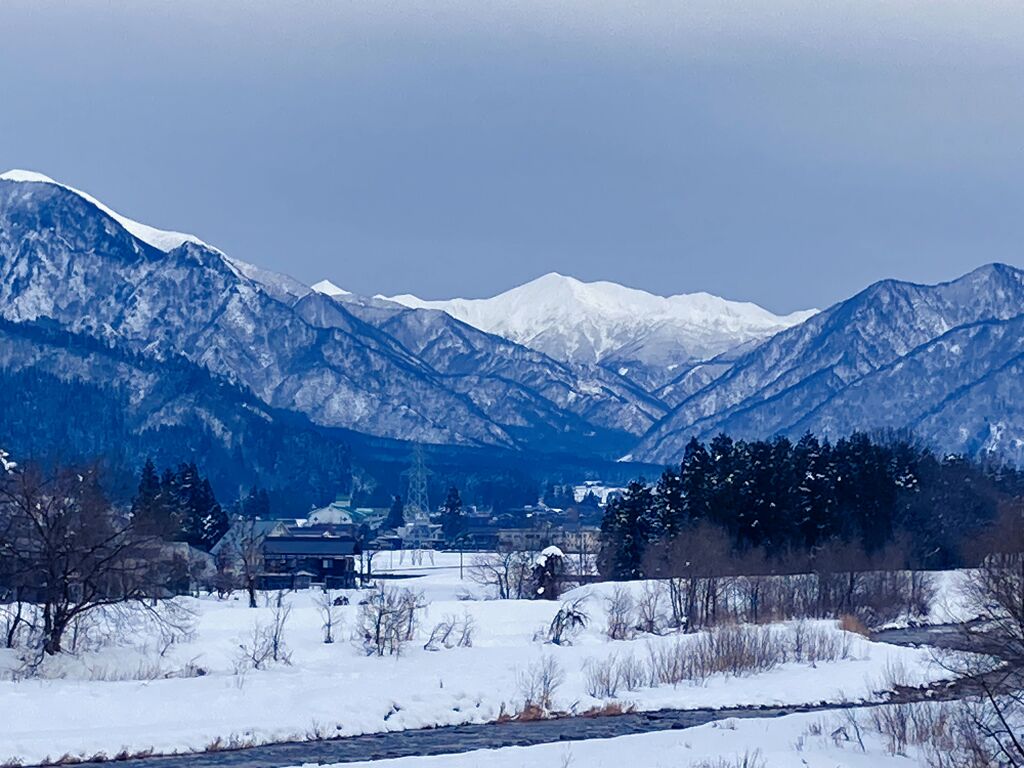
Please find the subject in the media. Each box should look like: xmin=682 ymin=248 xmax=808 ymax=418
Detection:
xmin=0 ymin=171 xmax=665 ymax=458
xmin=4 ymin=169 xmax=1024 ymax=470
xmin=632 ymin=263 xmax=1024 ymax=464
xmin=378 ymin=271 xmax=817 ymax=389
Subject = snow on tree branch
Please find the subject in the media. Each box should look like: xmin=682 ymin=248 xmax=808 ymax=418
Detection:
xmin=0 ymin=448 xmax=16 ymax=473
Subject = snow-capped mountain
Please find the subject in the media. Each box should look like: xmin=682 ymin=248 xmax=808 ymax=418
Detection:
xmin=5 ymin=168 xmax=1024 ymax=469
xmin=0 ymin=171 xmax=661 ymax=457
xmin=384 ymin=273 xmax=816 ymax=389
xmin=315 ymin=292 xmax=668 ymax=440
xmin=633 ymin=264 xmax=1024 ymax=465
xmin=0 ymin=170 xmax=214 ymax=252
xmin=0 ymin=172 xmax=508 ymax=447
xmin=310 ymin=279 xmax=350 ymax=298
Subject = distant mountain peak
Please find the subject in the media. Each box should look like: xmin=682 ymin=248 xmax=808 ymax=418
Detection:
xmin=311 ymin=279 xmax=351 ymax=297
xmin=0 ymin=169 xmax=215 ymax=254
xmin=383 ymin=273 xmax=816 ymax=384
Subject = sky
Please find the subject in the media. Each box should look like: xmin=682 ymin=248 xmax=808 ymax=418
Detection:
xmin=1 ymin=1 xmax=1023 ymax=313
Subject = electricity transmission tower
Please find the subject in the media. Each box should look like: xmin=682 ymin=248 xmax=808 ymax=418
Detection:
xmin=400 ymin=445 xmax=434 ymax=565
xmin=402 ymin=444 xmax=432 ymax=523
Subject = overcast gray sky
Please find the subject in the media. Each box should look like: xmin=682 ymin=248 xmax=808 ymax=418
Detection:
xmin=1 ymin=1 xmax=1022 ymax=313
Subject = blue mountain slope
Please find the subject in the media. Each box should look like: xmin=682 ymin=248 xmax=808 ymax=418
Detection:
xmin=329 ymin=297 xmax=668 ymax=435
xmin=0 ymin=176 xmax=661 ymax=456
xmin=0 ymin=179 xmax=517 ymax=448
xmin=636 ymin=264 xmax=1024 ymax=463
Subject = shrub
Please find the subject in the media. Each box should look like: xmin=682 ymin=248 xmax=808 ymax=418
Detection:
xmin=617 ymin=653 xmax=646 ymax=691
xmin=604 ymin=586 xmax=635 ymax=641
xmin=547 ymin=596 xmax=589 ymax=645
xmin=518 ymin=655 xmax=564 ymax=712
xmin=357 ymin=583 xmax=427 ymax=657
xmin=791 ymin=621 xmax=853 ymax=664
xmin=583 ymin=654 xmax=620 ymax=698
xmin=645 ymin=622 xmax=850 ymax=686
xmin=423 ymin=612 xmax=476 ymax=651
xmin=236 ymin=594 xmax=292 ymax=671
xmin=689 ymin=750 xmax=765 ymax=768
xmin=838 ymin=613 xmax=870 ymax=637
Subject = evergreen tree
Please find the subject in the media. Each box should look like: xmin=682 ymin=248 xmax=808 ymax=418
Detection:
xmin=170 ymin=462 xmax=202 ymax=546
xmin=793 ymin=432 xmax=836 ymax=548
xmin=532 ymin=547 xmax=565 ymax=600
xmin=542 ymin=482 xmax=574 ymax=509
xmin=130 ymin=458 xmax=173 ymax=537
xmin=196 ymin=478 xmax=228 ymax=550
xmin=708 ymin=433 xmax=741 ymax=536
xmin=385 ymin=494 xmax=405 ymax=530
xmin=599 ymin=479 xmax=655 ymax=579
xmin=652 ymin=467 xmax=684 ymax=539
xmin=166 ymin=462 xmax=227 ymax=550
xmin=599 ymin=431 xmax=1017 ymax=571
xmin=441 ymin=485 xmax=465 ymax=542
xmin=241 ymin=486 xmax=271 ymax=519
xmin=681 ymin=437 xmax=712 ymax=522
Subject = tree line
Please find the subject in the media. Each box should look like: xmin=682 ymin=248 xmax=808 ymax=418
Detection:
xmin=600 ymin=431 xmax=1024 ymax=580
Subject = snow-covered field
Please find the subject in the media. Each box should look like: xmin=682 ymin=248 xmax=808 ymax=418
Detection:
xmin=0 ymin=555 xmax=964 ymax=765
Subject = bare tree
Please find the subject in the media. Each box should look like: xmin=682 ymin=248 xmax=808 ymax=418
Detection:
xmin=604 ymin=585 xmax=635 ymax=641
xmin=399 ymin=588 xmax=427 ymax=641
xmin=0 ymin=597 xmax=29 ymax=649
xmin=213 ymin=548 xmax=237 ymax=599
xmin=635 ymin=581 xmax=665 ymax=635
xmin=267 ymin=591 xmax=292 ymax=662
xmin=357 ymin=582 xmax=426 ymax=656
xmin=233 ymin=517 xmax=265 ymax=608
xmin=316 ymin=589 xmax=342 ymax=644
xmin=646 ymin=523 xmax=732 ymax=631
xmin=360 ymin=540 xmax=382 ymax=587
xmin=469 ymin=549 xmax=534 ymax=599
xmin=0 ymin=463 xmax=173 ymax=655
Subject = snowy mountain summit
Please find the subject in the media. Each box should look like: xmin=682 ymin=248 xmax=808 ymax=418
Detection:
xmin=384 ymin=272 xmax=815 ymax=387
xmin=311 ymin=279 xmax=350 ymax=297
xmin=0 ymin=169 xmax=214 ymax=253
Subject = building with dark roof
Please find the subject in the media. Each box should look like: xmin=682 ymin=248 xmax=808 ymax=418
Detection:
xmin=261 ymin=535 xmax=359 ymax=589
